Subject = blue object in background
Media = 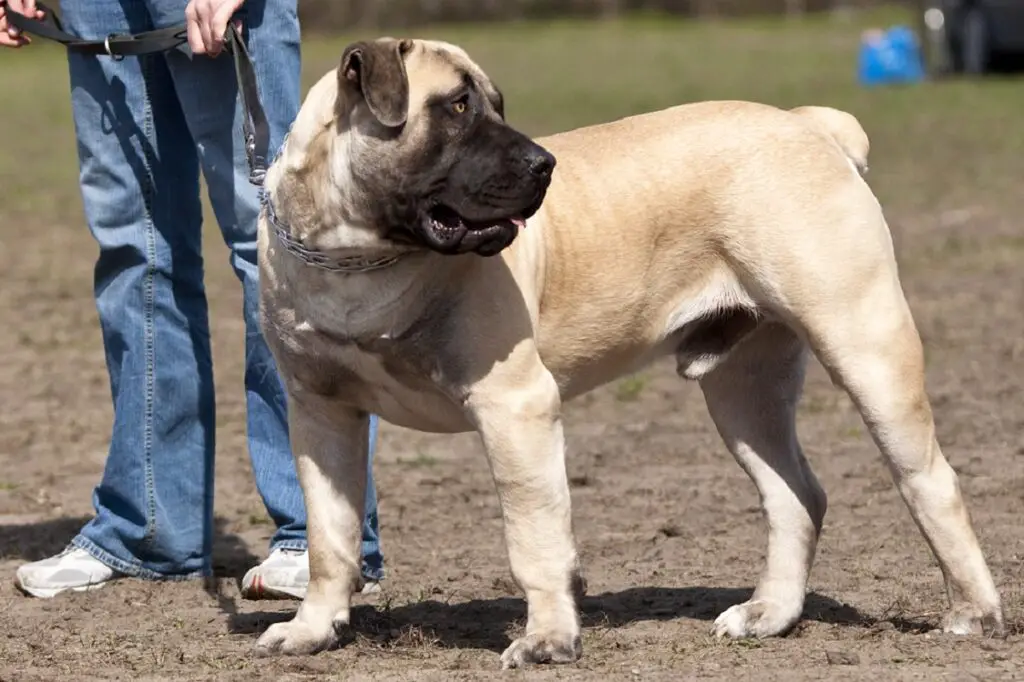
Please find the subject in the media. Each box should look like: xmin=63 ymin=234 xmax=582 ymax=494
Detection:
xmin=858 ymin=25 xmax=926 ymax=87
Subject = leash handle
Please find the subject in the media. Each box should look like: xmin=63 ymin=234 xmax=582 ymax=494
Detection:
xmin=5 ymin=1 xmax=69 ymax=43
xmin=6 ymin=2 xmax=269 ymax=187
xmin=225 ymin=24 xmax=269 ymax=186
xmin=6 ymin=1 xmax=188 ymax=57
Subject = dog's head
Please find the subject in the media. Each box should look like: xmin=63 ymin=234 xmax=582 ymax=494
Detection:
xmin=281 ymin=38 xmax=555 ymax=258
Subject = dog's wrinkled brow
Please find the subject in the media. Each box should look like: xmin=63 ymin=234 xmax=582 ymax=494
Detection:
xmin=425 ymin=71 xmax=475 ymax=108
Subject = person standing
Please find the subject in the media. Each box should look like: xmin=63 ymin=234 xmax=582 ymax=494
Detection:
xmin=0 ymin=0 xmax=384 ymax=598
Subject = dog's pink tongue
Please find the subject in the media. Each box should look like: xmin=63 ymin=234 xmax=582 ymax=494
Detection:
xmin=511 ymin=216 xmax=527 ymax=229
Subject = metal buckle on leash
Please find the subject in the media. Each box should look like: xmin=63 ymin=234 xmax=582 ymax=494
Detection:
xmin=227 ymin=24 xmax=269 ymax=187
xmin=104 ymin=34 xmax=124 ymax=61
xmin=245 ymin=130 xmax=267 ymax=186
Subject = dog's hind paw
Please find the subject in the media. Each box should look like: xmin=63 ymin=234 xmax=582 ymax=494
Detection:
xmin=941 ymin=603 xmax=1006 ymax=638
xmin=713 ymin=599 xmax=801 ymax=639
xmin=499 ymin=631 xmax=582 ymax=669
xmin=254 ymin=618 xmax=344 ymax=657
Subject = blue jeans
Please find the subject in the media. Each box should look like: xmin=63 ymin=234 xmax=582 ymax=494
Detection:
xmin=57 ymin=0 xmax=383 ymax=581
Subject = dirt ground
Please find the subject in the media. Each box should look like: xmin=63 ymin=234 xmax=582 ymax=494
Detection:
xmin=1 ymin=179 xmax=1022 ymax=681
xmin=2 ymin=18 xmax=1024 ymax=682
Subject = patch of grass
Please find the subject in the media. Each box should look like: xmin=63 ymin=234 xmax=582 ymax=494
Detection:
xmin=398 ymin=451 xmax=440 ymax=467
xmin=615 ymin=374 xmax=648 ymax=402
xmin=840 ymin=425 xmax=863 ymax=440
xmin=800 ymin=395 xmax=834 ymax=415
xmin=998 ymin=234 xmax=1024 ymax=252
xmin=247 ymin=512 xmax=272 ymax=526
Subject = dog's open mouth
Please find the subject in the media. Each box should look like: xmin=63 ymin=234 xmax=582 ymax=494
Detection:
xmin=429 ymin=205 xmax=526 ymax=238
xmin=422 ymin=204 xmax=527 ymax=255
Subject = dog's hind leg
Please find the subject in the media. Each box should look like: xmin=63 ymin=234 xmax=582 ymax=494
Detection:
xmin=800 ymin=256 xmax=1004 ymax=636
xmin=699 ymin=322 xmax=827 ymax=638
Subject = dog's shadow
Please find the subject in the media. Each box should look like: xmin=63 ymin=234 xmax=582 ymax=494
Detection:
xmin=228 ymin=586 xmax=930 ymax=654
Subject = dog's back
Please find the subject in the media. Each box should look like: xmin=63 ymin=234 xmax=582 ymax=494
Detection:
xmin=524 ymin=100 xmax=877 ymax=397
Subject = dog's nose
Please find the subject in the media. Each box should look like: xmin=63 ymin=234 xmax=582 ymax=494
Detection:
xmin=526 ymin=149 xmax=556 ymax=178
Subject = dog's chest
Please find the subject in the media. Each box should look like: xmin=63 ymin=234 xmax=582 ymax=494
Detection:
xmin=276 ymin=320 xmax=474 ymax=434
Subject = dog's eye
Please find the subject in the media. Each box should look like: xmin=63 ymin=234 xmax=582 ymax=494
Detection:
xmin=451 ymin=97 xmax=468 ymax=115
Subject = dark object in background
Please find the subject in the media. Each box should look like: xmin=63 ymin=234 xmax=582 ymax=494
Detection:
xmin=930 ymin=0 xmax=1024 ymax=74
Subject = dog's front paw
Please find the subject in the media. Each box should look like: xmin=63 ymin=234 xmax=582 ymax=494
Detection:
xmin=499 ymin=631 xmax=582 ymax=669
xmin=941 ymin=603 xmax=1005 ymax=637
xmin=254 ymin=618 xmax=343 ymax=656
xmin=713 ymin=599 xmax=801 ymax=639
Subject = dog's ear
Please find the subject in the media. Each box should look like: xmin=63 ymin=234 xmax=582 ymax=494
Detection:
xmin=340 ymin=39 xmax=413 ymax=128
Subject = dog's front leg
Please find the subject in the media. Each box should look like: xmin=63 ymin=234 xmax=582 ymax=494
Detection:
xmin=255 ymin=398 xmax=369 ymax=656
xmin=469 ymin=366 xmax=584 ymax=669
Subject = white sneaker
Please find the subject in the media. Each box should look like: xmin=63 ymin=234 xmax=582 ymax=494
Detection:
xmin=15 ymin=547 xmax=120 ymax=599
xmin=240 ymin=548 xmax=381 ymax=600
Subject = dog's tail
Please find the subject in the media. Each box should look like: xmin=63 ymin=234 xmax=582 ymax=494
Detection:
xmin=789 ymin=105 xmax=870 ymax=176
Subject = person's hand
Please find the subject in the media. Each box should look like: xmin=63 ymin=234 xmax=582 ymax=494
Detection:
xmin=0 ymin=0 xmax=45 ymax=49
xmin=185 ymin=0 xmax=244 ymax=57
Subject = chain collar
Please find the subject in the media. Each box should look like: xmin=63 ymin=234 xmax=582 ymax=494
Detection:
xmin=261 ymin=189 xmax=405 ymax=273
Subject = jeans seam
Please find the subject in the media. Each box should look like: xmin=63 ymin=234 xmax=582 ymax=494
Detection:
xmin=139 ymin=54 xmax=159 ymax=551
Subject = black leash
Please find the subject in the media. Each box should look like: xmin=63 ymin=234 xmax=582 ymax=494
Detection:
xmin=6 ymin=1 xmax=270 ymax=186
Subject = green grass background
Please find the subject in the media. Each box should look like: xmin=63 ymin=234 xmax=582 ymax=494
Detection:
xmin=0 ymin=5 xmax=1021 ymax=245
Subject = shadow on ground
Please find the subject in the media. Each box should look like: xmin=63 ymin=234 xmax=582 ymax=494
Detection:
xmin=0 ymin=516 xmax=92 ymax=563
xmin=227 ymin=586 xmax=933 ymax=655
xmin=0 ymin=515 xmax=260 ymax=579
